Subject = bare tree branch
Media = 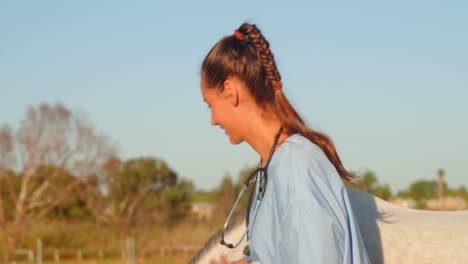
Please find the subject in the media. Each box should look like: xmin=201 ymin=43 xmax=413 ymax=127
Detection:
xmin=126 ymin=185 xmax=152 ymax=221
xmin=24 ymin=179 xmax=81 ymax=226
xmin=1 ymin=102 xmax=118 ymax=249
xmin=27 ymin=180 xmax=50 ymax=210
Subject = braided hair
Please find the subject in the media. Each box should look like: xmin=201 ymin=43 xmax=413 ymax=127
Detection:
xmin=202 ymin=23 xmax=356 ymax=182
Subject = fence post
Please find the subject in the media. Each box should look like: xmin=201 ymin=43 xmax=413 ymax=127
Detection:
xmin=160 ymin=245 xmax=165 ymax=257
xmin=126 ymin=237 xmax=135 ymax=264
xmin=36 ymin=239 xmax=42 ymax=264
xmin=29 ymin=249 xmax=34 ymax=262
xmin=76 ymin=250 xmax=82 ymax=261
xmin=54 ymin=248 xmax=60 ymax=262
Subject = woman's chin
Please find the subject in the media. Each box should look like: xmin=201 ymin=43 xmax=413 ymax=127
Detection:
xmin=227 ymin=134 xmax=243 ymax=145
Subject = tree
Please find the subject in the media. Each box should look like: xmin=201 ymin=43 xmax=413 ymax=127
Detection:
xmin=32 ymin=165 xmax=89 ymax=219
xmin=0 ymin=102 xmax=117 ymax=250
xmin=235 ymin=165 xmax=257 ymax=210
xmin=357 ymin=172 xmax=378 ymax=191
xmin=159 ymin=178 xmax=193 ymax=222
xmin=0 ymin=126 xmax=16 ymax=234
xmin=407 ymin=180 xmax=438 ymax=201
xmin=352 ymin=171 xmax=393 ymax=201
xmin=397 ymin=180 xmax=438 ymax=209
xmin=75 ymin=158 xmax=119 ymax=226
xmin=455 ymin=186 xmax=468 ymax=201
xmin=105 ymin=157 xmax=192 ymax=229
xmin=0 ymin=170 xmax=20 ymax=232
xmin=216 ymin=174 xmax=237 ymax=218
xmin=102 ymin=157 xmax=192 ymax=257
xmin=370 ymin=184 xmax=393 ymax=201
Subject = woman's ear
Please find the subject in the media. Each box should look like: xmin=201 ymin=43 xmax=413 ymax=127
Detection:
xmin=223 ymin=79 xmax=239 ymax=107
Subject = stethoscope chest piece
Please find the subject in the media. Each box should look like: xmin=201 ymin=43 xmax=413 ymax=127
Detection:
xmin=243 ymin=245 xmax=252 ymax=263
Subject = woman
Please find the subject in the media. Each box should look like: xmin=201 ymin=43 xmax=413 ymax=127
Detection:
xmin=201 ymin=22 xmax=370 ymax=264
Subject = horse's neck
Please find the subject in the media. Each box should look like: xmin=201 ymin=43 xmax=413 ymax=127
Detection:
xmin=191 ymin=188 xmax=468 ymax=264
xmin=188 ymin=211 xmax=247 ymax=264
xmin=348 ymin=187 xmax=468 ymax=263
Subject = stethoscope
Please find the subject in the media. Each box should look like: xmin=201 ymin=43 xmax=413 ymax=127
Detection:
xmin=219 ymin=127 xmax=283 ymax=262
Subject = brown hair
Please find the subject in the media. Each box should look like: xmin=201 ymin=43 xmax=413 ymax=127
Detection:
xmin=202 ymin=23 xmax=355 ymax=182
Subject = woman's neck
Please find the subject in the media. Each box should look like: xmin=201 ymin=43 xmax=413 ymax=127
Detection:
xmin=243 ymin=116 xmax=288 ymax=167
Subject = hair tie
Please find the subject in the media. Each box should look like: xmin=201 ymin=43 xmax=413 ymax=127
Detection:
xmin=272 ymin=81 xmax=282 ymax=91
xmin=233 ymin=30 xmax=246 ymax=41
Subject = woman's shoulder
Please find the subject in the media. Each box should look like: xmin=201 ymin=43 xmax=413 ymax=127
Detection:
xmin=269 ymin=133 xmax=345 ymax=206
xmin=277 ymin=134 xmax=328 ymax=165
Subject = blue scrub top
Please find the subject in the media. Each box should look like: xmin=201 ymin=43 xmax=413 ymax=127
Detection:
xmin=248 ymin=134 xmax=370 ymax=264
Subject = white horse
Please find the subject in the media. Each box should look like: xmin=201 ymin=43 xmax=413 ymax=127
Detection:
xmin=189 ymin=187 xmax=468 ymax=264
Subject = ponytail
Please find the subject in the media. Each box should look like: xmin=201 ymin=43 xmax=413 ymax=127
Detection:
xmin=237 ymin=23 xmax=356 ymax=182
xmin=202 ymin=22 xmax=356 ymax=182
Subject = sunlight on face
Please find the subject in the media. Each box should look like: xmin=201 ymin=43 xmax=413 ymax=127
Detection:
xmin=200 ymin=77 xmax=243 ymax=145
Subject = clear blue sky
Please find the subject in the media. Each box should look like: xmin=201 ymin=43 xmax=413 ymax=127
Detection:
xmin=1 ymin=1 xmax=467 ymax=193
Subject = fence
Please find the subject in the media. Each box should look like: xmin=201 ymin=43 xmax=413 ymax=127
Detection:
xmin=1 ymin=238 xmax=201 ymax=264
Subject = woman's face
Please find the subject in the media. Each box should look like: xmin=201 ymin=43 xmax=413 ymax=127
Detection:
xmin=200 ymin=78 xmax=243 ymax=144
